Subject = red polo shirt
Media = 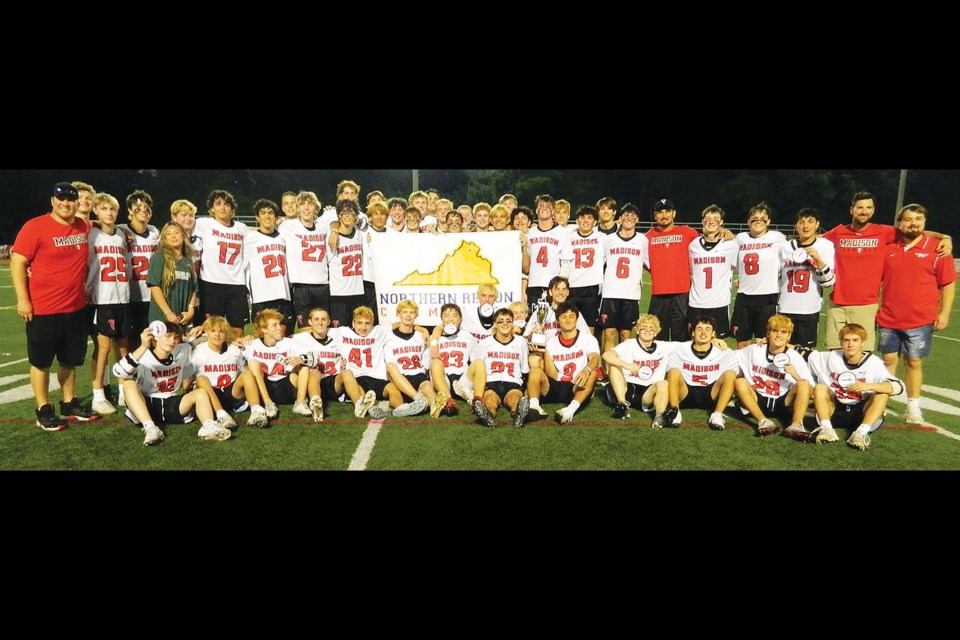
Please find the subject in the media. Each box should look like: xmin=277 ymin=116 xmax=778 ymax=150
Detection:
xmin=12 ymin=213 xmax=91 ymax=315
xmin=646 ymin=225 xmax=699 ymax=295
xmin=877 ymin=234 xmax=956 ymax=330
xmin=822 ymin=223 xmax=897 ymax=306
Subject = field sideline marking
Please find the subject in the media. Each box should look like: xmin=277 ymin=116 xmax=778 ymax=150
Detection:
xmin=885 ymin=406 xmax=960 ymax=443
xmin=348 ymin=418 xmax=385 ymax=470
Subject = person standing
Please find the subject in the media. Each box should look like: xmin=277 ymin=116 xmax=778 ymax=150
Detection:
xmin=645 ymin=198 xmax=701 ymax=341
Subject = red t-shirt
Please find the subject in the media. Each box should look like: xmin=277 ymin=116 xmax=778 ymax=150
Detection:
xmin=822 ymin=223 xmax=897 ymax=306
xmin=877 ymin=234 xmax=957 ymax=330
xmin=645 ymin=225 xmax=700 ymax=295
xmin=12 ymin=213 xmax=91 ymax=315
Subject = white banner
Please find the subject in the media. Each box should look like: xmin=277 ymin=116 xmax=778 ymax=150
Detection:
xmin=372 ymin=232 xmax=524 ymax=325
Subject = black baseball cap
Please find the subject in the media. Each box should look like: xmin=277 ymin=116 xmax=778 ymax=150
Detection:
xmin=52 ymin=182 xmax=79 ymax=201
xmin=652 ymin=198 xmax=675 ymax=212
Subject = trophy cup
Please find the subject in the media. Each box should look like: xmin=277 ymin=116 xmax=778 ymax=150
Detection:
xmin=530 ymin=292 xmax=550 ymax=348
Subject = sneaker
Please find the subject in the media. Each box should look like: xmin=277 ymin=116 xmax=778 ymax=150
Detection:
xmin=473 ymin=399 xmax=497 ymax=429
xmin=662 ymin=406 xmax=680 ymax=428
xmin=35 ymin=404 xmax=67 ymax=432
xmin=708 ymin=411 xmax=725 ymax=431
xmin=672 ymin=411 xmax=683 ymax=427
xmin=354 ymin=390 xmax=377 ymax=418
xmin=813 ymin=424 xmax=839 ymax=444
xmin=247 ymin=407 xmax=269 ymax=429
xmin=198 ymin=421 xmax=233 ymax=441
xmin=783 ymin=424 xmax=814 ymax=443
xmin=641 ymin=403 xmax=654 ymax=414
xmin=309 ymin=396 xmax=324 ymax=423
xmin=757 ymin=418 xmax=779 ymax=437
xmin=104 ymin=385 xmax=117 ymax=404
xmin=218 ymin=413 xmax=238 ymax=430
xmin=430 ymin=391 xmax=448 ymax=418
xmin=512 ymin=396 xmax=530 ymax=429
xmin=292 ymin=401 xmax=312 ymax=416
xmin=60 ymin=399 xmax=99 ymax=422
xmin=442 ymin=397 xmax=459 ymax=417
xmin=554 ymin=406 xmax=574 ymax=425
xmin=847 ymin=430 xmax=871 ymax=451
xmin=142 ymin=424 xmax=164 ymax=446
xmin=368 ymin=402 xmax=392 ymax=420
xmin=265 ymin=402 xmax=279 ymax=419
xmin=530 ymin=402 xmax=548 ymax=417
xmin=394 ymin=393 xmax=427 ymax=417
xmin=612 ymin=402 xmax=630 ymax=420
xmin=452 ymin=379 xmax=466 ymax=400
xmin=651 ymin=412 xmax=666 ymax=429
xmin=904 ymin=407 xmax=925 ymax=425
xmin=92 ymin=398 xmax=117 ymax=416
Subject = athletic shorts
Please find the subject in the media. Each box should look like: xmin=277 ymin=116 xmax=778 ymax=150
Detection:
xmin=485 ymin=380 xmax=522 ymax=402
xmin=783 ymin=312 xmax=820 ymax=349
xmin=212 ymin=383 xmax=249 ymax=414
xmin=731 ymin=293 xmax=778 ymax=342
xmin=201 ymin=281 xmax=250 ymax=329
xmin=320 ymin=374 xmax=341 ymax=401
xmin=330 ymin=295 xmax=367 ymax=329
xmin=91 ymin=304 xmax=134 ymax=339
xmin=125 ymin=394 xmax=193 ymax=426
xmin=355 ymin=374 xmax=388 ymax=400
xmin=688 ymin=305 xmax=730 ymax=339
xmin=569 ymin=285 xmax=601 ymax=327
xmin=680 ymin=381 xmax=716 ymax=410
xmin=398 ymin=372 xmax=429 ymax=399
xmin=252 ymin=299 xmax=296 ymax=335
xmin=26 ymin=309 xmax=89 ymax=369
xmin=605 ymin=382 xmax=651 ymax=409
xmin=542 ymin=377 xmax=575 ymax=404
xmin=599 ymin=298 xmax=640 ymax=331
xmin=265 ymin=375 xmax=298 ymax=405
xmin=291 ymin=284 xmax=330 ymax=328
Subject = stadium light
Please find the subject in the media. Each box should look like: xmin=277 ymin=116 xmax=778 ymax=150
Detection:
xmin=412 ymin=169 xmax=419 ymax=193
xmin=895 ymin=169 xmax=907 ymax=222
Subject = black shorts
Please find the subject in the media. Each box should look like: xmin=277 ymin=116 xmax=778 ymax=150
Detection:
xmin=127 ymin=301 xmax=151 ymax=349
xmin=26 ymin=309 xmax=89 ymax=369
xmin=200 ymin=281 xmax=250 ymax=329
xmin=320 ymin=374 xmax=341 ymax=401
xmin=91 ymin=304 xmax=134 ymax=339
xmin=363 ymin=280 xmax=378 ymax=324
xmin=291 ymin=283 xmax=330 ymax=328
xmin=485 ymin=380 xmax=522 ymax=402
xmin=688 ymin=305 xmax=730 ymax=339
xmin=680 ymin=381 xmax=717 ymax=410
xmin=830 ymin=402 xmax=873 ymax=429
xmin=264 ymin=375 xmax=298 ymax=405
xmin=212 ymin=383 xmax=248 ymax=413
xmin=754 ymin=393 xmax=791 ymax=419
xmin=355 ymin=374 xmax=388 ymax=399
xmin=126 ymin=395 xmax=193 ymax=426
xmin=783 ymin=312 xmax=819 ymax=349
xmin=731 ymin=293 xmax=778 ymax=342
xmin=568 ymin=285 xmax=601 ymax=327
xmin=330 ymin=294 xmax=367 ymax=329
xmin=599 ymin=298 xmax=640 ymax=331
xmin=252 ymin=299 xmax=296 ymax=335
xmin=542 ymin=377 xmax=575 ymax=404
xmin=647 ymin=293 xmax=689 ymax=341
xmin=606 ymin=382 xmax=651 ymax=409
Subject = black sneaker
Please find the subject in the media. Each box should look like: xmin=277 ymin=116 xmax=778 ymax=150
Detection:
xmin=662 ymin=405 xmax=680 ymax=428
xmin=104 ymin=385 xmax=117 ymax=404
xmin=36 ymin=404 xmax=67 ymax=431
xmin=512 ymin=396 xmax=529 ymax=430
xmin=473 ymin=399 xmax=497 ymax=429
xmin=60 ymin=399 xmax=99 ymax=422
xmin=612 ymin=402 xmax=630 ymax=420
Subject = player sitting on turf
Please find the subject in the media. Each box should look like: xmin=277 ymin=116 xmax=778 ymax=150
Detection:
xmin=376 ymin=299 xmax=436 ymax=419
xmin=243 ymin=308 xmax=313 ymax=426
xmin=290 ymin=306 xmax=345 ymax=423
xmin=190 ymin=315 xmax=259 ymax=431
xmin=462 ymin=308 xmax=531 ymax=429
xmin=427 ymin=303 xmax=477 ymax=416
xmin=807 ymin=323 xmax=904 ymax=451
xmin=601 ymin=314 xmax=679 ymax=426
xmin=337 ymin=306 xmax=393 ymax=419
xmin=663 ymin=315 xmax=738 ymax=430
xmin=113 ymin=322 xmax=232 ymax=446
xmin=733 ymin=314 xmax=815 ymax=442
xmin=526 ymin=302 xmax=600 ymax=425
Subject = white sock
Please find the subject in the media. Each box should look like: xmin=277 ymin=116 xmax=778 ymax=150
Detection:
xmin=855 ymin=424 xmax=871 ymax=435
xmin=216 ymin=409 xmax=229 ymax=419
xmin=252 ymin=404 xmax=264 ymax=412
xmin=567 ymin=400 xmax=581 ymax=413
xmin=203 ymin=419 xmax=220 ymax=429
xmin=819 ymin=419 xmax=833 ymax=430
xmin=92 ymin=388 xmax=106 ymax=402
xmin=143 ymin=420 xmax=156 ymax=430
xmin=529 ymin=398 xmax=541 ymax=409
xmin=906 ymin=397 xmax=921 ymax=412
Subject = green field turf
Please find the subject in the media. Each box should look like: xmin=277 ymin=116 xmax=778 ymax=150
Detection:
xmin=1 ymin=264 xmax=958 ymax=471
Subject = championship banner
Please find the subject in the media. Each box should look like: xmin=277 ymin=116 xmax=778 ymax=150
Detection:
xmin=372 ymin=232 xmax=523 ymax=325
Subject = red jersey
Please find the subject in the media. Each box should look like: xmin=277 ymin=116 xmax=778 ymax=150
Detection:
xmin=645 ymin=225 xmax=699 ymax=295
xmin=12 ymin=213 xmax=91 ymax=315
xmin=822 ymin=223 xmax=896 ymax=306
xmin=877 ymin=234 xmax=956 ymax=330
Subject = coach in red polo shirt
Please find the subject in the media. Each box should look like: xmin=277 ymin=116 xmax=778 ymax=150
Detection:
xmin=11 ymin=182 xmax=97 ymax=431
xmin=877 ymin=204 xmax=956 ymax=426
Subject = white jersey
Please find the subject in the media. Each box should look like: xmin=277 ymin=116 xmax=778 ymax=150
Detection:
xmin=336 ymin=324 xmax=391 ymax=380
xmin=545 ymin=330 xmax=600 ymax=383
xmin=384 ymin=329 xmax=430 ymax=375
xmin=190 ymin=341 xmax=246 ymax=390
xmin=362 ymin=227 xmax=388 ymax=284
xmin=602 ymin=231 xmax=650 ymax=300
xmin=527 ymin=224 xmax=574 ymax=288
xmin=777 ymin=237 xmax=836 ymax=315
xmin=278 ymin=219 xmax=329 ymax=285
xmin=611 ymin=339 xmax=679 ymax=385
xmin=118 ymin=223 xmax=159 ymax=302
xmin=737 ymin=343 xmax=814 ymax=400
xmin=808 ymin=349 xmax=896 ymax=406
xmin=243 ymin=337 xmax=299 ymax=382
xmin=735 ymin=230 xmax=786 ymax=295
xmin=665 ymin=342 xmax=739 ymax=386
xmin=86 ymin=227 xmax=131 ymax=305
xmin=292 ymin=330 xmax=343 ymax=377
xmin=243 ymin=230 xmax=291 ymax=304
xmin=471 ymin=335 xmax=529 ymax=385
xmin=329 ymin=228 xmax=365 ymax=296
xmin=688 ymin=236 xmax=738 ymax=308
xmin=568 ymin=229 xmax=605 ymax=288
xmin=134 ymin=343 xmax=193 ymax=399
xmin=437 ymin=329 xmax=478 ymax=376
xmin=193 ymin=217 xmax=250 ymax=285
xmin=523 ymin=305 xmax=590 ymax=338
xmin=460 ymin=304 xmax=495 ymax=342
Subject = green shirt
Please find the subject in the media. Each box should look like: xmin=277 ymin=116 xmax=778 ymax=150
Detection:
xmin=146 ymin=252 xmax=197 ymax=323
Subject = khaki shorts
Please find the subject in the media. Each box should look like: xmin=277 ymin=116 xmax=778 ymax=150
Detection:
xmin=824 ymin=301 xmax=878 ymax=350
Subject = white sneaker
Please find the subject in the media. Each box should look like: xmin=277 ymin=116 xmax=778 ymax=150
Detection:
xmin=265 ymin=402 xmax=279 ymax=419
xmin=354 ymin=390 xmax=377 ymax=418
xmin=247 ymin=407 xmax=269 ymax=429
xmin=757 ymin=418 xmax=779 ymax=437
xmin=813 ymin=424 xmax=839 ymax=443
xmin=847 ymin=430 xmax=871 ymax=451
xmin=218 ymin=413 xmax=238 ymax=430
xmin=198 ymin=421 xmax=233 ymax=441
xmin=904 ymin=407 xmax=925 ymax=425
xmin=309 ymin=395 xmax=324 ymax=422
xmin=92 ymin=398 xmax=117 ymax=415
xmin=530 ymin=403 xmax=548 ymax=417
xmin=554 ymin=407 xmax=574 ymax=425
xmin=292 ymin=401 xmax=312 ymax=416
xmin=708 ymin=412 xmax=725 ymax=431
xmin=452 ymin=379 xmax=467 ymax=400
xmin=142 ymin=424 xmax=164 ymax=446
xmin=368 ymin=401 xmax=392 ymax=420
xmin=430 ymin=391 xmax=448 ymax=418
xmin=394 ymin=393 xmax=427 ymax=417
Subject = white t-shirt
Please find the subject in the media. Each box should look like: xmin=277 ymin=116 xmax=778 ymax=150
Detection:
xmin=735 ymin=230 xmax=786 ymax=296
xmin=87 ymin=227 xmax=131 ymax=305
xmin=243 ymin=230 xmax=291 ymax=304
xmin=471 ymin=335 xmax=529 ymax=385
xmin=665 ymin=342 xmax=739 ymax=386
xmin=291 ymin=330 xmax=344 ymax=377
xmin=688 ymin=236 xmax=738 ymax=309
xmin=336 ymin=324 xmax=391 ymax=380
xmin=328 ymin=228 xmax=366 ymax=296
xmin=193 ymin=217 xmax=250 ymax=286
xmin=808 ymin=349 xmax=896 ymax=406
xmin=544 ymin=330 xmax=600 ymax=383
xmin=611 ymin=339 xmax=679 ymax=385
xmin=134 ymin=344 xmax=193 ymax=399
xmin=190 ymin=341 xmax=246 ymax=390
xmin=243 ymin=337 xmax=299 ymax=382
xmin=527 ymin=224 xmax=574 ymax=288
xmin=278 ymin=218 xmax=330 ymax=285
xmin=737 ymin=343 xmax=814 ymax=400
xmin=777 ymin=237 xmax=836 ymax=315
xmin=362 ymin=227 xmax=388 ymax=284
xmin=602 ymin=231 xmax=650 ymax=300
xmin=568 ymin=229 xmax=605 ymax=288
xmin=384 ymin=328 xmax=430 ymax=375
xmin=118 ymin=223 xmax=159 ymax=302
xmin=437 ymin=329 xmax=478 ymax=376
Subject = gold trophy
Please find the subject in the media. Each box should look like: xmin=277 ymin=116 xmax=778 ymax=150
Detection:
xmin=530 ymin=293 xmax=550 ymax=348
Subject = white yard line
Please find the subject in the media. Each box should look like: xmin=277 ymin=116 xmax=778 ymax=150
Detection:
xmin=886 ymin=402 xmax=960 ymax=442
xmin=347 ymin=419 xmax=385 ymax=470
xmin=0 ymin=378 xmax=58 ymax=404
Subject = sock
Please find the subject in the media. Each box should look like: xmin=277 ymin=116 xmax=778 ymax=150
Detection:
xmin=855 ymin=424 xmax=871 ymax=435
xmin=203 ymin=419 xmax=220 ymax=429
xmin=252 ymin=404 xmax=264 ymax=412
xmin=819 ymin=419 xmax=833 ymax=430
xmin=529 ymin=398 xmax=541 ymax=409
xmin=92 ymin=388 xmax=106 ymax=402
xmin=907 ymin=397 xmax=921 ymax=412
xmin=567 ymin=400 xmax=581 ymax=413
xmin=216 ymin=409 xmax=229 ymax=419
xmin=143 ymin=420 xmax=157 ymax=430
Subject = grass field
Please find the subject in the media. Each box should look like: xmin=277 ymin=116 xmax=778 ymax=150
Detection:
xmin=1 ymin=263 xmax=958 ymax=471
